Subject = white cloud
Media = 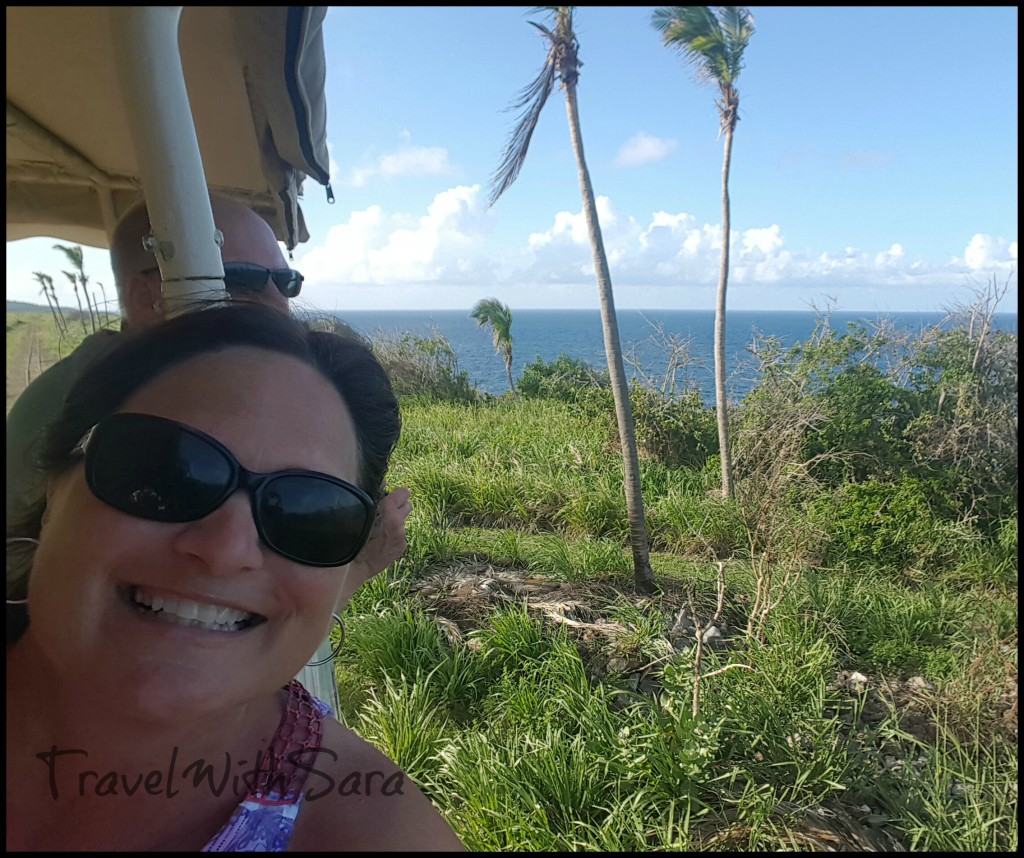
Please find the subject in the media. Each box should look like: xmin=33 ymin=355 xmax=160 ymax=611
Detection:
xmin=285 ymin=186 xmax=1017 ymax=312
xmin=295 ymin=185 xmax=493 ymax=297
xmin=874 ymin=243 xmax=905 ymax=266
xmin=964 ymin=233 xmax=994 ymax=270
xmin=522 ymin=197 xmax=643 ymax=280
xmin=7 ymin=187 xmax=1016 ymax=314
xmin=960 ymin=233 xmax=1017 ymax=272
xmin=347 ymin=146 xmax=452 ymax=187
xmin=741 ymin=226 xmax=785 ymax=257
xmin=614 ymin=132 xmax=678 ymax=168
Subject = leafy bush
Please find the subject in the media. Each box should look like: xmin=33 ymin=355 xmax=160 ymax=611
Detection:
xmin=814 ymin=478 xmax=961 ymax=573
xmin=646 ymin=490 xmax=746 ymax=557
xmin=906 ymin=324 xmax=1018 ymax=532
xmin=556 ymin=469 xmax=629 ymax=540
xmin=372 ymin=329 xmax=480 ymax=403
xmin=806 ymin=364 xmax=918 ymax=485
xmin=630 ymin=385 xmax=718 ymax=470
xmin=354 ymin=674 xmax=453 ymax=784
xmin=517 ymin=353 xmax=611 ymax=412
xmin=743 ymin=301 xmax=1018 ymax=538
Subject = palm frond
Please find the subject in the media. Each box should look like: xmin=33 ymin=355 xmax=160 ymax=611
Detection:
xmin=471 ymin=297 xmax=514 ymax=353
xmin=488 ymin=43 xmax=558 ymax=208
xmin=488 ymin=7 xmax=580 ymax=208
xmin=652 ymin=5 xmax=739 ymax=87
xmin=52 ymin=243 xmax=84 ymax=271
xmin=719 ymin=6 xmax=755 ymax=81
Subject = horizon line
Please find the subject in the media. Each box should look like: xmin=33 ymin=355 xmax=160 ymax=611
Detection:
xmin=8 ymin=301 xmax=1017 ymax=316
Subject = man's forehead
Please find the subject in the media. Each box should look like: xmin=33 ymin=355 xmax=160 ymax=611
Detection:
xmin=214 ymin=205 xmax=286 ymax=267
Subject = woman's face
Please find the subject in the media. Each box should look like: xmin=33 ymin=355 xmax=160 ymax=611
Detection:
xmin=26 ymin=346 xmax=360 ymax=722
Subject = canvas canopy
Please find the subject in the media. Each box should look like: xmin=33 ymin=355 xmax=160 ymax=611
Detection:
xmin=6 ymin=6 xmax=331 ymax=251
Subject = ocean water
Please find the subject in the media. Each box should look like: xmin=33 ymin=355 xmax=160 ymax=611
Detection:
xmin=334 ymin=309 xmax=1018 ymax=402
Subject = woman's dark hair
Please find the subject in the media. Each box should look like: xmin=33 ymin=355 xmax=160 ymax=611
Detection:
xmin=41 ymin=303 xmax=401 ymax=498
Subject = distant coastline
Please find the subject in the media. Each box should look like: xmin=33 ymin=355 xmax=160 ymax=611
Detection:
xmin=9 ymin=300 xmax=1018 ymax=318
xmin=331 ymin=308 xmax=1018 ymax=400
xmin=6 ymin=300 xmax=118 ymax=317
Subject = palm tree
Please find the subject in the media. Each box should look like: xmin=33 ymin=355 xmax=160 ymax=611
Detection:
xmin=471 ymin=298 xmax=517 ymax=394
xmin=489 ymin=6 xmax=656 ymax=593
xmin=33 ymin=271 xmax=66 ymax=335
xmin=653 ymin=6 xmax=755 ymax=500
xmin=63 ymin=271 xmax=89 ymax=334
xmin=54 ymin=243 xmax=97 ymax=333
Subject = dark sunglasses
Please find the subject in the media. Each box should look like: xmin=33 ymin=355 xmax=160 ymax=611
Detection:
xmin=140 ymin=263 xmax=303 ymax=299
xmin=73 ymin=413 xmax=375 ymax=567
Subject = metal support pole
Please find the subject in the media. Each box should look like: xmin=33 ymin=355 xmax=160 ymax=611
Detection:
xmin=109 ymin=6 xmax=227 ymax=317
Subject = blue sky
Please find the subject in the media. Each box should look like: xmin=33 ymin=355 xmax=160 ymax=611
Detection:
xmin=6 ymin=6 xmax=1018 ymax=313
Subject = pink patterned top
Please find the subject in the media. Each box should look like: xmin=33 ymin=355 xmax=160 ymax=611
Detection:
xmin=201 ymin=680 xmax=329 ymax=852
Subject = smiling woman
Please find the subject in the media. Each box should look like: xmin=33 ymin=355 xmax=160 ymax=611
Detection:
xmin=5 ymin=303 xmax=464 ymax=852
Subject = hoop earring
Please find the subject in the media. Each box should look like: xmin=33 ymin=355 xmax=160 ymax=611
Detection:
xmin=6 ymin=537 xmax=39 ymax=606
xmin=306 ymin=613 xmax=345 ymax=666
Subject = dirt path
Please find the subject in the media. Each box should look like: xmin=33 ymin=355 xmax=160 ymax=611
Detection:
xmin=6 ymin=317 xmax=64 ymax=413
xmin=7 ymin=326 xmax=39 ymax=412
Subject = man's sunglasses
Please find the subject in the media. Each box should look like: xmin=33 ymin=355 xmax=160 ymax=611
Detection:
xmin=140 ymin=263 xmax=303 ymax=299
xmin=74 ymin=413 xmax=375 ymax=567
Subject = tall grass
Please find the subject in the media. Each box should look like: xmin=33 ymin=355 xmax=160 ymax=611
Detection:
xmin=339 ymin=393 xmax=1018 ymax=850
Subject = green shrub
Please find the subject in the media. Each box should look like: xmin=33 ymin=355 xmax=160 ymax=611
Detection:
xmin=630 ymin=385 xmax=718 ymax=470
xmin=803 ymin=570 xmax=975 ymax=676
xmin=346 ymin=602 xmax=453 ymax=684
xmin=524 ymin=534 xmax=631 ymax=581
xmin=354 ymin=674 xmax=454 ymax=787
xmin=907 ymin=325 xmax=1017 ymax=531
xmin=806 ymin=363 xmax=918 ymax=485
xmin=372 ymin=329 xmax=480 ymax=403
xmin=815 ymin=478 xmax=961 ymax=573
xmin=555 ymin=470 xmax=629 ymax=540
xmin=401 ymin=461 xmax=476 ymax=526
xmin=397 ymin=522 xmax=466 ymax=577
xmin=517 ymin=353 xmax=611 ymax=412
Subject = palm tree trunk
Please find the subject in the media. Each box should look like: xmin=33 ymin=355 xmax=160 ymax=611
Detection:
xmin=715 ymin=126 xmax=735 ymax=499
xmin=71 ymin=282 xmax=88 ymax=334
xmin=563 ymin=84 xmax=656 ymax=594
xmin=48 ymin=281 xmax=68 ymax=334
xmin=504 ymin=353 xmax=515 ymax=395
xmin=41 ymin=288 xmax=61 ymax=334
xmin=35 ymin=274 xmax=58 ymax=332
xmin=81 ymin=278 xmax=98 ymax=333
